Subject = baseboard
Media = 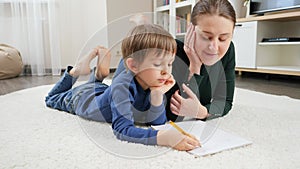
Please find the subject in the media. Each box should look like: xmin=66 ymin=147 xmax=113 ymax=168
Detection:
xmin=22 ymin=65 xmax=116 ymax=76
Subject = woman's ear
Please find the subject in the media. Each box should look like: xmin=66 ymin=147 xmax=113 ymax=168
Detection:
xmin=125 ymin=58 xmax=139 ymax=74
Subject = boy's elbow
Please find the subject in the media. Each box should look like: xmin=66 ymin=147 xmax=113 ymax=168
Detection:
xmin=112 ymin=125 xmax=132 ymax=142
xmin=113 ymin=130 xmax=127 ymax=141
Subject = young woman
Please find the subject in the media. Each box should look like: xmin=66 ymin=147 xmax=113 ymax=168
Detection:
xmin=166 ymin=0 xmax=237 ymax=121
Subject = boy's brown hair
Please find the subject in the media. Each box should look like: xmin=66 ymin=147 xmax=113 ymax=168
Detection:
xmin=121 ymin=24 xmax=176 ymax=64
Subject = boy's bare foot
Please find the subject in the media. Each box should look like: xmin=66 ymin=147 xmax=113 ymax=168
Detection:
xmin=95 ymin=46 xmax=111 ymax=81
xmin=69 ymin=48 xmax=97 ymax=77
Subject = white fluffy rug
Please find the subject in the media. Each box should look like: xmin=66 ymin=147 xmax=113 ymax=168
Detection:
xmin=0 ymin=82 xmax=299 ymax=169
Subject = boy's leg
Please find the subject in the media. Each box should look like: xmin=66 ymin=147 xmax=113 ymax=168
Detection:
xmin=69 ymin=48 xmax=98 ymax=77
xmin=45 ymin=66 xmax=78 ymax=113
xmin=47 ymin=48 xmax=97 ymax=97
xmin=46 ymin=66 xmax=77 ymax=98
xmin=95 ymin=46 xmax=111 ymax=81
xmin=87 ymin=67 xmax=100 ymax=83
xmin=45 ymin=48 xmax=97 ymax=113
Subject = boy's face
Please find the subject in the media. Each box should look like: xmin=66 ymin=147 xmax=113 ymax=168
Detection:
xmin=134 ymin=50 xmax=175 ymax=90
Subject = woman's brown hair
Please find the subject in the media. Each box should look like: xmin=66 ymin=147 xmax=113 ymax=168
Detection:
xmin=191 ymin=0 xmax=236 ymax=26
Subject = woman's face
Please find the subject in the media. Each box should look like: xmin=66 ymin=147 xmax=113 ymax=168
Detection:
xmin=194 ymin=14 xmax=234 ymax=66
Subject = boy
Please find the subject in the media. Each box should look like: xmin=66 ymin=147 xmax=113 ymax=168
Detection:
xmin=45 ymin=24 xmax=200 ymax=151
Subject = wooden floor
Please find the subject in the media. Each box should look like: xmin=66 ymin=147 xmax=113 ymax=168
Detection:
xmin=235 ymin=72 xmax=300 ymax=99
xmin=1 ymin=72 xmax=300 ymax=99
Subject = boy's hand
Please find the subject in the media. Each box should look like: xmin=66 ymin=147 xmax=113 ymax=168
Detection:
xmin=150 ymin=75 xmax=175 ymax=106
xmin=157 ymin=130 xmax=200 ymax=151
xmin=150 ymin=75 xmax=176 ymax=94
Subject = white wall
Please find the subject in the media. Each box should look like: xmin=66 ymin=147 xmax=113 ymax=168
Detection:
xmin=106 ymin=0 xmax=153 ymax=68
xmin=58 ymin=0 xmax=153 ymax=68
xmin=228 ymin=0 xmax=247 ymax=19
xmin=58 ymin=0 xmax=107 ymax=67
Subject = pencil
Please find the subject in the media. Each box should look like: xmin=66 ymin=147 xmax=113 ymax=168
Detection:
xmin=169 ymin=120 xmax=193 ymax=138
xmin=169 ymin=121 xmax=202 ymax=147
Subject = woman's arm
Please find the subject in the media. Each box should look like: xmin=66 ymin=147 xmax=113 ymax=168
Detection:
xmin=184 ymin=24 xmax=203 ymax=78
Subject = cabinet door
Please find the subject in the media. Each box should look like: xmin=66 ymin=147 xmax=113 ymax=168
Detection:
xmin=232 ymin=21 xmax=257 ymax=68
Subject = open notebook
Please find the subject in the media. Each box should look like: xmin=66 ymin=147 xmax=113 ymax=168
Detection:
xmin=152 ymin=120 xmax=252 ymax=157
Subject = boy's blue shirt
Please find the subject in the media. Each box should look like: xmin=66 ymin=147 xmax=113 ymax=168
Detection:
xmin=76 ymin=60 xmax=167 ymax=145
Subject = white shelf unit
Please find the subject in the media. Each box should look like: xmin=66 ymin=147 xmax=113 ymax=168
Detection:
xmin=258 ymin=42 xmax=300 ymax=45
xmin=232 ymin=21 xmax=257 ymax=69
xmin=256 ymin=66 xmax=300 ymax=72
xmin=156 ymin=5 xmax=170 ymax=12
xmin=153 ymin=0 xmax=196 ymax=38
xmin=233 ymin=11 xmax=300 ymax=76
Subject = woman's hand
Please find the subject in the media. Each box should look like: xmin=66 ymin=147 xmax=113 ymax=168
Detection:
xmin=150 ymin=75 xmax=176 ymax=106
xmin=157 ymin=130 xmax=200 ymax=151
xmin=184 ymin=24 xmax=203 ymax=78
xmin=170 ymin=83 xmax=208 ymax=119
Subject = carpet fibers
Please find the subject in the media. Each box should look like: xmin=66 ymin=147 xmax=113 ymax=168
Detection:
xmin=0 ymin=83 xmax=299 ymax=169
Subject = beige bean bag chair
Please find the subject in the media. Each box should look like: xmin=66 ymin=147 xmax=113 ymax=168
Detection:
xmin=0 ymin=44 xmax=23 ymax=79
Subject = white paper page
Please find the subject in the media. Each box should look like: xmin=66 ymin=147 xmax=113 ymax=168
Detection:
xmin=152 ymin=121 xmax=252 ymax=157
